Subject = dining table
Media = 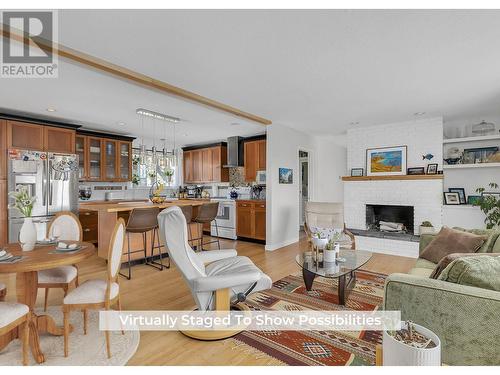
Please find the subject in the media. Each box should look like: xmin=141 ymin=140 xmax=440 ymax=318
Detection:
xmin=0 ymin=241 xmax=96 ymax=364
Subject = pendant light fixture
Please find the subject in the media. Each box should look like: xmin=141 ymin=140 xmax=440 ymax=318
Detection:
xmin=139 ymin=114 xmax=147 ymax=165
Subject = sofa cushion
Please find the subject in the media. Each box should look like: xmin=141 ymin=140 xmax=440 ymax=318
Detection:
xmin=420 ymin=227 xmax=486 ymax=263
xmin=408 ymin=267 xmax=434 ymax=277
xmin=438 ymin=255 xmax=500 ymax=291
xmin=453 ymin=227 xmax=500 ymax=253
xmin=415 ymin=258 xmax=437 ymax=269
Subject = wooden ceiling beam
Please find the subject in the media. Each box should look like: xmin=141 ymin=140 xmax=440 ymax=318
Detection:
xmin=0 ymin=26 xmax=272 ymax=126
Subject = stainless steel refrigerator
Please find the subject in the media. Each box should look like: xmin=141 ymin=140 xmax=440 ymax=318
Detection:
xmin=8 ymin=149 xmax=79 ymax=242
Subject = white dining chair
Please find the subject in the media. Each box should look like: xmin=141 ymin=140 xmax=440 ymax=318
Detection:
xmin=0 ymin=302 xmax=30 ymax=365
xmin=62 ymin=218 xmax=126 ymax=359
xmin=38 ymin=212 xmax=82 ymax=311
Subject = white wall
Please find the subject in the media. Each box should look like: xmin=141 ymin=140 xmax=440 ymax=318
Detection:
xmin=348 ymin=117 xmax=443 ymax=173
xmin=266 ymin=124 xmax=346 ymax=251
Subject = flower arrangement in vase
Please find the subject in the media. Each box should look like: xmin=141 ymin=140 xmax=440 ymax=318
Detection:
xmin=9 ymin=187 xmax=37 ymax=251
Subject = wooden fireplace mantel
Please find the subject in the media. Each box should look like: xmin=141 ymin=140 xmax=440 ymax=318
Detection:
xmin=342 ymin=175 xmax=444 ymax=181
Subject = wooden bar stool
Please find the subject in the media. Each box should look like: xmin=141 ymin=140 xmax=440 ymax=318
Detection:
xmin=192 ymin=202 xmax=221 ymax=251
xmin=119 ymin=207 xmax=168 ymax=280
xmin=179 ymin=205 xmax=194 ymax=247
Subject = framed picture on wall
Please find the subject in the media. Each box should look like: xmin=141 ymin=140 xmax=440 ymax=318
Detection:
xmin=448 ymin=188 xmax=466 ymax=204
xmin=366 ymin=145 xmax=407 ymax=176
xmin=278 ymin=168 xmax=293 ymax=184
xmin=426 ymin=163 xmax=438 ymax=175
xmin=443 ymin=192 xmax=461 ymax=205
xmin=407 ymin=167 xmax=425 ymax=175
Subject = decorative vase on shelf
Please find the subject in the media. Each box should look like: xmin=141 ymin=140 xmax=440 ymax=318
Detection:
xmin=19 ymin=217 xmax=37 ymax=251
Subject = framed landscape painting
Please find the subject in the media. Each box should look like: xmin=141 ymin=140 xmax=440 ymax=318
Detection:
xmin=278 ymin=167 xmax=293 ymax=184
xmin=366 ymin=146 xmax=407 ymax=176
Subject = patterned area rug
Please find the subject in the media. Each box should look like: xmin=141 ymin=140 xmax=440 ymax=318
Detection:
xmin=232 ymin=270 xmax=386 ymax=366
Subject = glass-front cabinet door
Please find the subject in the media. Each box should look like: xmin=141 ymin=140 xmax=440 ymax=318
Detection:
xmin=104 ymin=140 xmax=117 ymax=180
xmin=75 ymin=135 xmax=86 ymax=180
xmin=118 ymin=141 xmax=131 ymax=181
xmin=88 ymin=137 xmax=102 ymax=180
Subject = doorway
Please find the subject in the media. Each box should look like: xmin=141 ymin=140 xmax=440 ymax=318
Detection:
xmin=299 ymin=150 xmax=309 ymax=227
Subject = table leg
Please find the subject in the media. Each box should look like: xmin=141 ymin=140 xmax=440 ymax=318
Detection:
xmin=302 ymin=268 xmax=317 ymax=291
xmin=16 ymin=271 xmax=73 ymax=364
xmin=338 ymin=271 xmax=357 ymax=305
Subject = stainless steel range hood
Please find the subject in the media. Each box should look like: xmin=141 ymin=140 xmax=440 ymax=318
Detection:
xmin=223 ymin=136 xmax=244 ymax=167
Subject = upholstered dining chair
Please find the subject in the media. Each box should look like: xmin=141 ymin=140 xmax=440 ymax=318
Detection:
xmin=0 ymin=302 xmax=30 ymax=365
xmin=62 ymin=218 xmax=126 ymax=359
xmin=304 ymin=202 xmax=355 ymax=250
xmin=0 ymin=282 xmax=6 ymax=301
xmin=39 ymin=211 xmax=82 ymax=311
xmin=158 ymin=206 xmax=272 ymax=340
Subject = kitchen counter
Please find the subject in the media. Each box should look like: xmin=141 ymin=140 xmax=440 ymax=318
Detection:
xmin=80 ymin=199 xmax=207 ymax=213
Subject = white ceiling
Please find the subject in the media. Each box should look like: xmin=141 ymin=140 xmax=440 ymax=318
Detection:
xmin=2 ymin=9 xmax=500 ymax=143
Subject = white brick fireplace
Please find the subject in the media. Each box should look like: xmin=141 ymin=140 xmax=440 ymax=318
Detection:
xmin=343 ymin=117 xmax=444 ymax=258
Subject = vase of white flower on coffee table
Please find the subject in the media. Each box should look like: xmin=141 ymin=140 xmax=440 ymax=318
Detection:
xmin=9 ymin=187 xmax=37 ymax=251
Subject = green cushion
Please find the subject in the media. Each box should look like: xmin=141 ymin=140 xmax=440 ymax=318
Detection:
xmin=438 ymin=255 xmax=500 ymax=291
xmin=415 ymin=258 xmax=437 ymax=269
xmin=408 ymin=267 xmax=434 ymax=277
xmin=453 ymin=227 xmax=500 ymax=253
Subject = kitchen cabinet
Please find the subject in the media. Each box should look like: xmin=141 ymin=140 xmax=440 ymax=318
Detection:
xmin=244 ymin=139 xmax=266 ymax=182
xmin=183 ymin=144 xmax=229 ymax=184
xmin=77 ymin=134 xmax=133 ymax=182
xmin=79 ymin=209 xmax=98 ymax=244
xmin=236 ymin=200 xmax=266 ymax=240
xmin=0 ymin=120 xmax=7 ymax=180
xmin=6 ymin=120 xmax=75 ymax=153
xmin=0 ymin=180 xmax=7 ymax=246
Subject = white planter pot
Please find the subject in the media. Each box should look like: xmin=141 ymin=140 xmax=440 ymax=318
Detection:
xmin=419 ymin=226 xmax=435 ymax=235
xmin=383 ymin=322 xmax=441 ymax=366
xmin=323 ymin=249 xmax=336 ymax=262
xmin=19 ymin=217 xmax=37 ymax=251
xmin=311 ymin=237 xmax=328 ymax=249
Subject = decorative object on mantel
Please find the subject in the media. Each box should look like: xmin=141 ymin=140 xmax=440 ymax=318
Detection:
xmin=467 ymin=195 xmax=481 ymax=205
xmin=471 ymin=120 xmax=496 ymax=136
xmin=473 ymin=183 xmax=500 ymax=229
xmin=443 ymin=192 xmax=460 ymax=205
xmin=350 ymin=168 xmax=364 ymax=177
xmin=448 ymin=188 xmax=466 ymax=204
xmin=444 ymin=146 xmax=461 ymax=165
xmin=8 ymin=187 xmax=36 ymax=251
xmin=426 ymin=163 xmax=438 ymax=175
xmin=422 ymin=153 xmax=434 ymax=161
xmin=278 ymin=167 xmax=293 ymax=184
xmin=366 ymin=145 xmax=407 ymax=176
xmin=407 ymin=167 xmax=425 ymax=175
xmin=419 ymin=221 xmax=435 ymax=235
xmin=383 ymin=320 xmax=441 ymax=366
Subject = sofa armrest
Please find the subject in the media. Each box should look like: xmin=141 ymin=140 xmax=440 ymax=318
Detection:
xmin=384 ymin=273 xmax=500 ymax=365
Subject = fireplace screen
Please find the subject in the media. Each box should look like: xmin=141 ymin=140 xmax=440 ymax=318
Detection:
xmin=366 ymin=204 xmax=414 ymax=233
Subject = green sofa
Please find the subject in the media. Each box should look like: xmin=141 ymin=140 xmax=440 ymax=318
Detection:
xmin=383 ymin=228 xmax=500 ymax=366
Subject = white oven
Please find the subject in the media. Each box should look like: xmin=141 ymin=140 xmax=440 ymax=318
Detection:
xmin=210 ymin=198 xmax=237 ymax=239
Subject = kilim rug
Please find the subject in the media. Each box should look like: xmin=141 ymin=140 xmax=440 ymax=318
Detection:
xmin=231 ymin=270 xmax=387 ymax=366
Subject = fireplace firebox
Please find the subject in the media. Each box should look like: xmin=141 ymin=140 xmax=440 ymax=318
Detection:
xmin=366 ymin=204 xmax=414 ymax=234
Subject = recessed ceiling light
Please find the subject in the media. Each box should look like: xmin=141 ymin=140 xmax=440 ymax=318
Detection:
xmin=349 ymin=121 xmax=359 ymax=126
xmin=414 ymin=112 xmax=426 ymax=116
xmin=46 ymin=107 xmax=56 ymax=112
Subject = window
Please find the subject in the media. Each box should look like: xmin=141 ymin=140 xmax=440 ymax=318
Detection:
xmin=132 ymin=148 xmax=178 ymax=187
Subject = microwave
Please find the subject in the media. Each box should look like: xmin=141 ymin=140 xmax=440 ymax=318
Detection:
xmin=256 ymin=170 xmax=266 ymax=185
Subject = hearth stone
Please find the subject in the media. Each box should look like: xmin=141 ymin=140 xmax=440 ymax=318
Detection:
xmin=349 ymin=228 xmax=420 ymax=243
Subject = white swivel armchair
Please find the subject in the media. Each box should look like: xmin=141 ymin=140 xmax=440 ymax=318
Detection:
xmin=158 ymin=206 xmax=272 ymax=327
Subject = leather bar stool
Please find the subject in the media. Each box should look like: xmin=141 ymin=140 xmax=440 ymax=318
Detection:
xmin=119 ymin=207 xmax=169 ymax=280
xmin=192 ymin=202 xmax=221 ymax=251
xmin=179 ymin=205 xmax=194 ymax=247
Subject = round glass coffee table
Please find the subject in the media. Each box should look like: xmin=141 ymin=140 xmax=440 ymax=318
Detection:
xmin=295 ymin=249 xmax=372 ymax=305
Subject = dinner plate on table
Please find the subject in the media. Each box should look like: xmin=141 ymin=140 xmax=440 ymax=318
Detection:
xmin=37 ymin=239 xmax=57 ymax=245
xmin=55 ymin=245 xmax=82 ymax=252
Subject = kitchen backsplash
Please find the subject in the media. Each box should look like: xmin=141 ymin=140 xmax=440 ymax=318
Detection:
xmin=229 ymin=167 xmax=246 ymax=186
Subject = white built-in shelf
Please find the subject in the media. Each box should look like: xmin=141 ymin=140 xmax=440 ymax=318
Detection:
xmin=443 ymin=134 xmax=500 ymax=144
xmin=442 ymin=204 xmax=481 ymax=210
xmin=442 ymin=162 xmax=500 ymax=169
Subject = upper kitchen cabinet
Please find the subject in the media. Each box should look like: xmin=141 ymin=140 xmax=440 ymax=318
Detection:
xmin=75 ymin=135 xmax=87 ymax=180
xmin=182 ymin=144 xmax=229 ymax=184
xmin=87 ymin=137 xmax=103 ymax=181
xmin=244 ymin=138 xmax=266 ymax=182
xmin=103 ymin=140 xmax=117 ymax=180
xmin=118 ymin=141 xmax=132 ymax=181
xmin=6 ymin=120 xmax=76 ymax=153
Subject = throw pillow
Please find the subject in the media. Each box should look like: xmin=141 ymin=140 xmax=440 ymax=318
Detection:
xmin=430 ymin=253 xmax=499 ymax=279
xmin=452 ymin=227 xmax=500 ymax=253
xmin=420 ymin=227 xmax=487 ymax=264
xmin=438 ymin=255 xmax=500 ymax=291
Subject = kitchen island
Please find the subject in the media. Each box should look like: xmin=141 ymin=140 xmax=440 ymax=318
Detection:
xmin=79 ymin=199 xmax=209 ymax=259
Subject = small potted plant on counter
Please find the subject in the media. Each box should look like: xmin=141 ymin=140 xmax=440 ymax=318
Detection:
xmin=383 ymin=320 xmax=441 ymax=365
xmin=419 ymin=221 xmax=435 ymax=235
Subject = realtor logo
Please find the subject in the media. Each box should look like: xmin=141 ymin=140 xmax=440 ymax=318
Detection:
xmin=1 ymin=10 xmax=58 ymax=78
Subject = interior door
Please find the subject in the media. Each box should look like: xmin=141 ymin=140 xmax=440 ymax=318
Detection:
xmin=299 ymin=155 xmax=309 ymax=226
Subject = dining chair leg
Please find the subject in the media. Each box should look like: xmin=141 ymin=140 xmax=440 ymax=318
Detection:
xmin=44 ymin=288 xmax=49 ymax=312
xmin=63 ymin=308 xmax=70 ymax=357
xmin=117 ymin=296 xmax=125 ymax=335
xmin=83 ymin=309 xmax=88 ymax=335
xmin=214 ymin=220 xmax=221 ymax=250
xmin=21 ymin=319 xmax=29 ymax=366
xmin=119 ymin=233 xmax=132 ymax=280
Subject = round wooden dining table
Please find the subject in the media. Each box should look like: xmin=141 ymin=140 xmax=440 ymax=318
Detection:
xmin=0 ymin=242 xmax=96 ymax=364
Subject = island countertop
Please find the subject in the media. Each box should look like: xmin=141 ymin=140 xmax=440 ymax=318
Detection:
xmin=79 ymin=199 xmax=208 ymax=213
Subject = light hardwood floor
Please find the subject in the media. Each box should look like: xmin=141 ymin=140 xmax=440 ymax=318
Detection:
xmin=0 ymin=234 xmax=416 ymax=365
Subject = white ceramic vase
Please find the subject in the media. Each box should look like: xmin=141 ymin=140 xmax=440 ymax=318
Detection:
xmin=419 ymin=226 xmax=435 ymax=235
xmin=19 ymin=217 xmax=37 ymax=251
xmin=383 ymin=322 xmax=441 ymax=366
xmin=312 ymin=237 xmax=328 ymax=249
xmin=323 ymin=249 xmax=336 ymax=262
